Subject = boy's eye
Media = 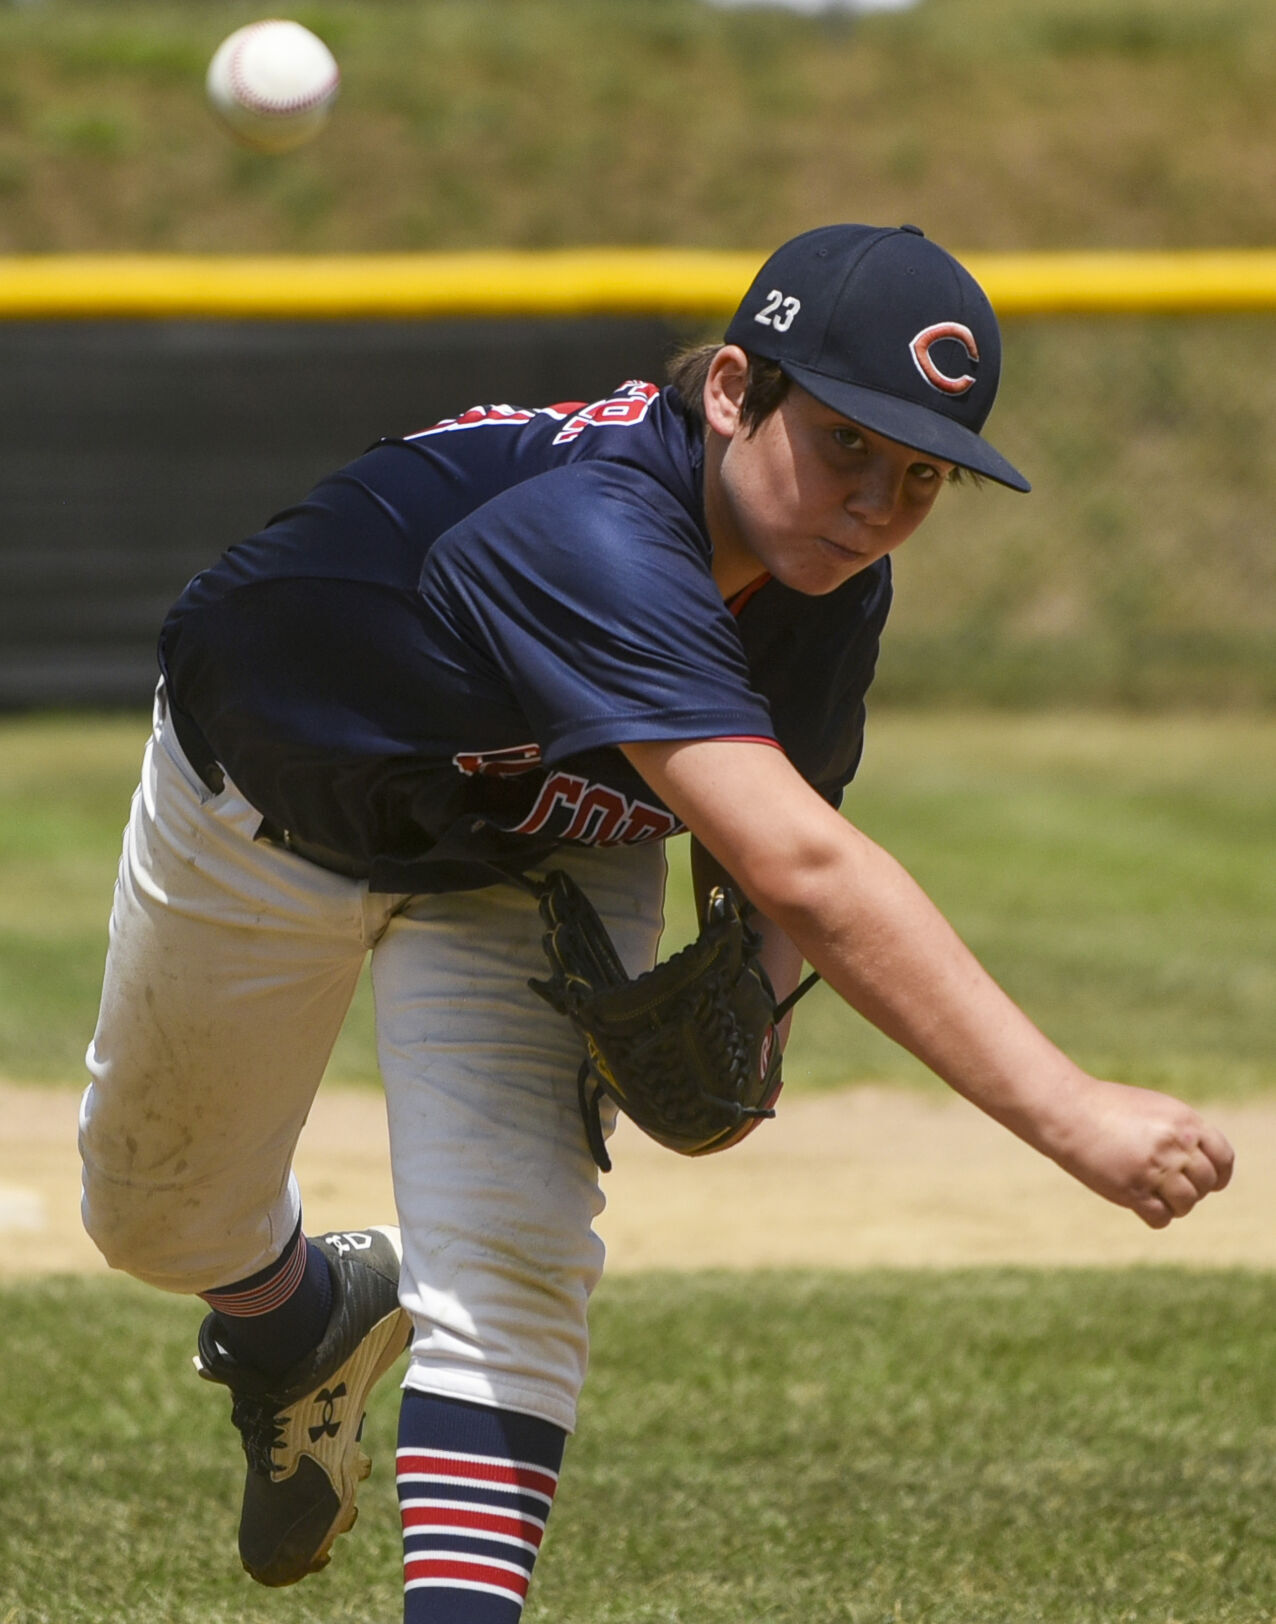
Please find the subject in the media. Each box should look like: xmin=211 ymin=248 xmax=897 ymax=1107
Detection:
xmin=833 ymin=427 xmax=866 ymax=451
xmin=909 ymin=461 xmax=941 ymax=483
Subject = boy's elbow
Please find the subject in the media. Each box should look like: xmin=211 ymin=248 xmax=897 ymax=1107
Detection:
xmin=723 ymin=823 xmax=856 ymax=934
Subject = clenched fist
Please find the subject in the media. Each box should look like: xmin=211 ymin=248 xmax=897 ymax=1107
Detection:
xmin=1046 ymin=1077 xmax=1234 ymax=1229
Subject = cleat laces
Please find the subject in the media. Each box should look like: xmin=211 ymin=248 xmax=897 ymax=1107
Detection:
xmin=230 ymin=1392 xmax=289 ymax=1477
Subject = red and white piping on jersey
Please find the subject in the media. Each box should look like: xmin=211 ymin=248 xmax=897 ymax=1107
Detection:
xmin=726 ymin=572 xmax=772 ymax=616
xmin=706 ymin=734 xmax=784 ymax=751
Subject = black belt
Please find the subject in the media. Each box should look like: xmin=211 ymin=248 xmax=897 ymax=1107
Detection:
xmin=166 ymin=694 xmax=226 ymax=796
xmin=166 ymin=695 xmax=370 ymax=882
xmin=255 ymin=819 xmax=372 ymax=881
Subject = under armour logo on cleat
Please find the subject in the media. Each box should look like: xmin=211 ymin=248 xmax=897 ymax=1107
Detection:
xmin=323 ymin=1231 xmax=373 ymax=1255
xmin=309 ymin=1383 xmax=347 ymax=1441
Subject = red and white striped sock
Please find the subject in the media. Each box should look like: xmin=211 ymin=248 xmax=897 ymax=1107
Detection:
xmin=397 ymin=1391 xmax=565 ymax=1622
xmin=199 ymin=1218 xmax=332 ymax=1375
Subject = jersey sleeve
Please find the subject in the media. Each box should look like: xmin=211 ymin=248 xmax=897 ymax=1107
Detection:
xmin=419 ymin=462 xmax=776 ymax=761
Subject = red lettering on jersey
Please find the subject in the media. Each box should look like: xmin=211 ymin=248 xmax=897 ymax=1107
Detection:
xmin=511 ymin=772 xmax=588 ymax=837
xmin=615 ymin=801 xmax=679 ymax=844
xmin=551 ymin=381 xmax=661 ymax=445
xmin=452 ymin=743 xmax=543 ymax=778
xmin=508 ymin=769 xmax=679 ymax=846
xmin=407 ymin=402 xmax=573 ymax=439
xmin=561 ymin=784 xmax=629 ymax=845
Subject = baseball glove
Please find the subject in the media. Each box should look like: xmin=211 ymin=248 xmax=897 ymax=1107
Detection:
xmin=529 ymin=868 xmax=816 ymax=1171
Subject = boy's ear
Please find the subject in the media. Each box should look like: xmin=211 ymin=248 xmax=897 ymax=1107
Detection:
xmin=702 ymin=345 xmax=750 ymax=438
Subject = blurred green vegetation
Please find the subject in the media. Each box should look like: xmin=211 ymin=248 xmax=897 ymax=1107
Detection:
xmin=672 ymin=711 xmax=1276 ymax=1101
xmin=877 ymin=317 xmax=1276 ymax=709
xmin=0 ymin=714 xmax=143 ymax=1083
xmin=0 ymin=0 xmax=1274 ymax=253
xmin=2 ymin=711 xmax=1270 ymax=1099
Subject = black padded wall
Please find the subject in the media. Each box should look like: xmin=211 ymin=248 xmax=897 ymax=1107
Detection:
xmin=0 ymin=317 xmax=688 ymax=706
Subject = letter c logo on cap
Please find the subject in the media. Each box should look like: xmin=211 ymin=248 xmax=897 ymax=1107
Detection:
xmin=909 ymin=322 xmax=979 ymax=395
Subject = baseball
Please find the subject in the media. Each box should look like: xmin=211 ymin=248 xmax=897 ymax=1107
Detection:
xmin=206 ymin=19 xmax=339 ymax=154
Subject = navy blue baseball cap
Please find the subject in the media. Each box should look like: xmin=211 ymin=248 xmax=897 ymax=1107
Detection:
xmin=724 ymin=223 xmax=1029 ymax=492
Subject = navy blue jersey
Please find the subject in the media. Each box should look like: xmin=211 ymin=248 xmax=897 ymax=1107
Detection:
xmin=161 ymin=382 xmax=891 ymax=892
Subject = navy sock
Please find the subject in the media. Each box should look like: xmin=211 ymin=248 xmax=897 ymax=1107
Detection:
xmin=200 ymin=1220 xmax=333 ymax=1376
xmin=397 ymin=1391 xmax=566 ymax=1622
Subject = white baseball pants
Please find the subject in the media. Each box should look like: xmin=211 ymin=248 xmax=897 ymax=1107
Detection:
xmin=80 ymin=688 xmax=666 ymax=1431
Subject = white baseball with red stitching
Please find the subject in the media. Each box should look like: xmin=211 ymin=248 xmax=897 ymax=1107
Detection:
xmin=206 ymin=19 xmax=340 ymax=154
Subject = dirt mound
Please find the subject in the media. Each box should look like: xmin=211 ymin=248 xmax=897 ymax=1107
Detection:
xmin=4 ymin=1081 xmax=1270 ymax=1279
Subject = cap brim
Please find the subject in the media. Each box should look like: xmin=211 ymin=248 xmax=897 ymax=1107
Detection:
xmin=781 ymin=362 xmax=1031 ymax=493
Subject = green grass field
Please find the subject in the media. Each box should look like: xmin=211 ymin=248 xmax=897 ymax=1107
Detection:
xmin=3 ymin=1268 xmax=1275 ymax=1623
xmin=2 ymin=709 xmax=1270 ymax=1099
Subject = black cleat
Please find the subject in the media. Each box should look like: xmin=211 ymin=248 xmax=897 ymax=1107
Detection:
xmin=195 ymin=1225 xmax=412 ymax=1587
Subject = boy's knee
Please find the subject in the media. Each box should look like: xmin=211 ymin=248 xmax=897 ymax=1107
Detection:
xmin=79 ymin=1168 xmax=272 ymax=1296
xmin=79 ymin=1176 xmax=199 ymax=1291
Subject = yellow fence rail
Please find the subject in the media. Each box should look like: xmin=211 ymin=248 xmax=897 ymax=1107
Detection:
xmin=1 ymin=248 xmax=1274 ymax=319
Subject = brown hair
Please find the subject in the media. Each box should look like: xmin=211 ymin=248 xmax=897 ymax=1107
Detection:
xmin=667 ymin=341 xmax=970 ymax=483
xmin=666 ymin=342 xmax=790 ymax=437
